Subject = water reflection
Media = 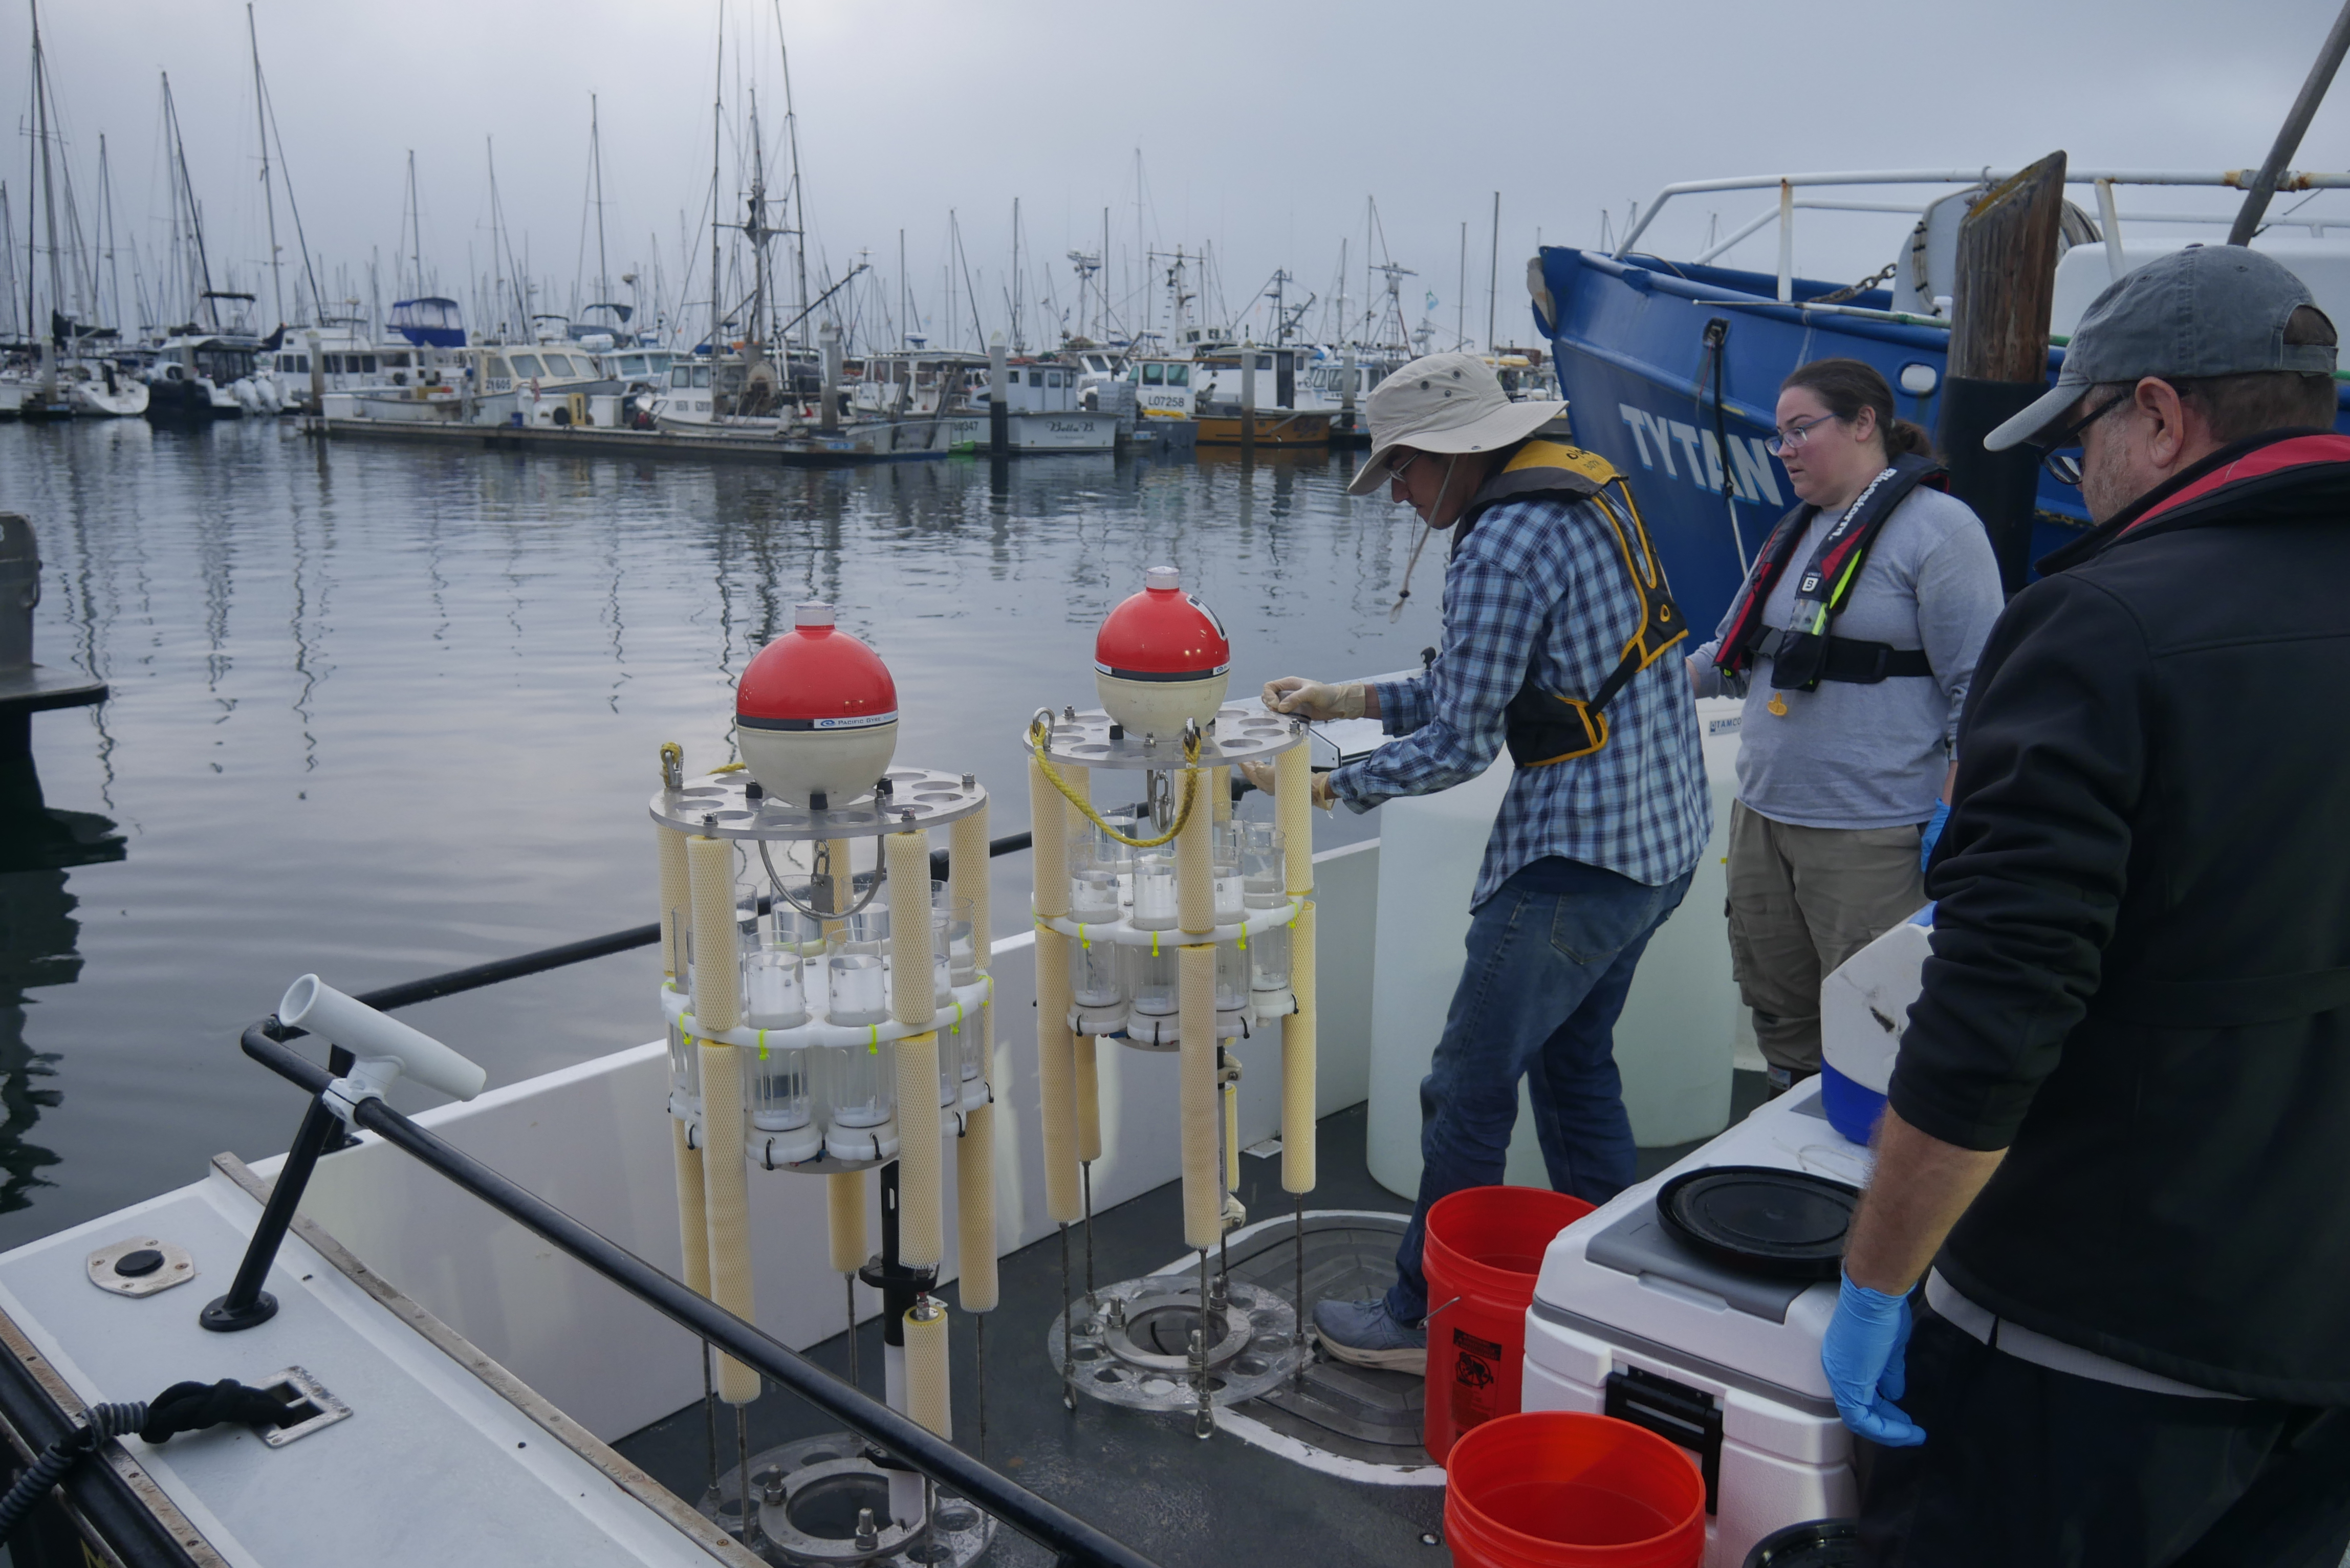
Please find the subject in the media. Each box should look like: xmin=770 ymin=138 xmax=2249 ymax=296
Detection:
xmin=0 ymin=750 xmax=125 ymax=1214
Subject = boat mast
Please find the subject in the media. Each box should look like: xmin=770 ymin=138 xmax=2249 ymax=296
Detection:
xmin=404 ymin=151 xmax=423 ymax=301
xmin=98 ymin=135 xmax=123 ymax=334
xmin=1010 ymin=197 xmax=1021 ymax=352
xmin=162 ymin=74 xmax=219 ymax=333
xmin=30 ymin=0 xmax=62 ymax=384
xmin=774 ymin=3 xmax=810 ymax=352
xmin=487 ymin=138 xmax=528 ymax=338
xmin=591 ymin=94 xmax=610 ymax=317
xmin=745 ymin=90 xmax=770 ymax=387
xmin=246 ymin=4 xmax=284 ymax=327
xmin=708 ymin=10 xmax=722 ymax=360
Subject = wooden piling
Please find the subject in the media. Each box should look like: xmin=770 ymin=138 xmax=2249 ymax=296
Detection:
xmin=1938 ymin=151 xmax=2068 ymax=595
xmin=988 ymin=334 xmax=1009 ymax=459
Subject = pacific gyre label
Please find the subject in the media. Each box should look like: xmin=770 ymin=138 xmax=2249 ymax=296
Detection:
xmin=1450 ymin=1326 xmax=1505 ymax=1432
xmin=810 ymin=711 xmax=895 ymax=730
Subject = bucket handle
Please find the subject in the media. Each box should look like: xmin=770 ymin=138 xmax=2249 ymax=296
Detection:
xmin=1419 ymin=1295 xmax=1462 ymax=1329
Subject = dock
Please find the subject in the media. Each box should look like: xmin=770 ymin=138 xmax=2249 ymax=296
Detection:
xmin=306 ymin=414 xmax=1195 ymax=468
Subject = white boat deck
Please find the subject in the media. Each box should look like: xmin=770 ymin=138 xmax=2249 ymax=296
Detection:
xmin=0 ymin=1167 xmax=749 ymax=1567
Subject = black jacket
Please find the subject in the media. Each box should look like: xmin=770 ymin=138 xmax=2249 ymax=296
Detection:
xmin=1890 ymin=429 xmax=2350 ymax=1402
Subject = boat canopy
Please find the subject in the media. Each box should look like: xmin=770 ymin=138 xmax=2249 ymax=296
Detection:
xmin=390 ymin=297 xmax=467 ymax=349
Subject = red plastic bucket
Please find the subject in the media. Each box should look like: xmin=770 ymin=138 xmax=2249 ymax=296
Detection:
xmin=1422 ymin=1185 xmax=1595 ymax=1460
xmin=1445 ymin=1411 xmax=1706 ymax=1568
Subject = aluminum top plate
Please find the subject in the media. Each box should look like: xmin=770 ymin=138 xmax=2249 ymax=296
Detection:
xmin=1035 ymin=705 xmax=1307 ymax=772
xmin=649 ymin=766 xmax=988 ymax=840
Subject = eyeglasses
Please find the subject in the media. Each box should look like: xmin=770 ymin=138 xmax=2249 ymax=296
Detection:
xmin=1386 ymin=451 xmax=1428 ymax=490
xmin=1765 ymin=412 xmax=1842 ymax=456
xmin=2033 ymin=392 xmax=2131 ymax=486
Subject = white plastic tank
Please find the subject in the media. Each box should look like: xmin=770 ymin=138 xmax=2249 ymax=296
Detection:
xmin=1365 ymin=696 xmax=1742 ymax=1197
xmin=1819 ymin=905 xmax=1934 ymax=1145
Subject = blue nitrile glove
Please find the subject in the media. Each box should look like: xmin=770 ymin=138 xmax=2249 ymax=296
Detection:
xmin=1919 ymin=799 xmax=1951 ymax=874
xmin=1822 ymin=1273 xmax=1926 ymax=1446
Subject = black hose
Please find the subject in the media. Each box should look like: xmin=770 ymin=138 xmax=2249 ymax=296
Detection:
xmin=0 ymin=1381 xmax=297 ymax=1541
xmin=0 ymin=1401 xmax=145 ymax=1541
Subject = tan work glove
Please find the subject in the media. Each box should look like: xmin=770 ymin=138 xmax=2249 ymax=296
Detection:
xmin=1237 ymin=758 xmax=1336 ymax=810
xmin=1261 ymin=677 xmax=1367 ymax=722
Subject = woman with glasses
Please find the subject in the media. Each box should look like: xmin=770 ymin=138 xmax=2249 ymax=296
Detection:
xmin=1687 ymin=358 xmax=2004 ymax=1094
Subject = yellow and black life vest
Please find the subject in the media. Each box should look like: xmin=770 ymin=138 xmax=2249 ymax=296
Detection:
xmin=1457 ymin=440 xmax=1687 ymax=767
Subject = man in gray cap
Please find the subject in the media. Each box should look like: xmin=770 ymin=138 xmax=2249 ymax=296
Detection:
xmin=1244 ymin=352 xmax=1708 ymax=1367
xmin=1824 ymin=244 xmax=2350 ymax=1561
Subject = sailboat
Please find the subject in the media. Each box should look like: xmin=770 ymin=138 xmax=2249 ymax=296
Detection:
xmin=10 ymin=0 xmax=145 ymax=420
xmin=142 ymin=74 xmax=270 ymax=422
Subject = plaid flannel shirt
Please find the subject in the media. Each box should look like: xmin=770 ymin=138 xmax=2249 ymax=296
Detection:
xmin=1331 ymin=494 xmax=1710 ymax=908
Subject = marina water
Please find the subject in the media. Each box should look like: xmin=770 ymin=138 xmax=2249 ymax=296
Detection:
xmin=4 ymin=421 xmax=1429 ymax=1251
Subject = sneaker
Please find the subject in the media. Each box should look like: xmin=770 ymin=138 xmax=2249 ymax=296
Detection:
xmin=1312 ymin=1296 xmax=1427 ymax=1372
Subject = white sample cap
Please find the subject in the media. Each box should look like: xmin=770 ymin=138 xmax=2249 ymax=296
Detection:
xmin=794 ymin=601 xmax=835 ymax=628
xmin=1145 ymin=565 xmax=1181 ymax=592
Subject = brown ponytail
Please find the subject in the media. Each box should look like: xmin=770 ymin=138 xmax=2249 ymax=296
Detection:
xmin=1781 ymin=357 xmax=1936 ymax=463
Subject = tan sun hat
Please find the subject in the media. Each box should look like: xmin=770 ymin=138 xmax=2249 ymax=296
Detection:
xmin=1345 ymin=351 xmax=1568 ymax=496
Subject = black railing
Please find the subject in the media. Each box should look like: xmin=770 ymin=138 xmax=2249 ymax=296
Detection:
xmin=231 ymin=1021 xmax=1158 ymax=1568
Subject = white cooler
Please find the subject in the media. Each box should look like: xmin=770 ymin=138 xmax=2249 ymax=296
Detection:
xmin=1520 ymin=1079 xmax=1872 ymax=1568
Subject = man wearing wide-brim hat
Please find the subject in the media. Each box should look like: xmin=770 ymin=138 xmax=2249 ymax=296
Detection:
xmin=1242 ymin=352 xmax=1710 ymax=1367
xmin=1826 ymin=245 xmax=2350 ymax=1560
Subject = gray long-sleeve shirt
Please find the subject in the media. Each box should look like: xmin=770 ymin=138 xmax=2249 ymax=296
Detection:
xmin=1689 ymin=485 xmax=2004 ymax=830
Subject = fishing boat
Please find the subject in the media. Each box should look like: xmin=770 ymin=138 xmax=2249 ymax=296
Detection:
xmin=1530 ymin=165 xmax=2350 ymax=631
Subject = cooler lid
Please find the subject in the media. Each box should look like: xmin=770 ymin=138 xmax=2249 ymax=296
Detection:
xmin=1583 ymin=1203 xmax=1812 ymax=1325
xmin=1657 ymin=1167 xmax=1859 ymax=1282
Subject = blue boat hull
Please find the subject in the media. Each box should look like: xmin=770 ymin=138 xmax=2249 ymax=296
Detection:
xmin=1533 ymin=245 xmax=2350 ymax=635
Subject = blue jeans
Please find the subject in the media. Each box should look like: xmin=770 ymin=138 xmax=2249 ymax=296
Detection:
xmin=1384 ymin=857 xmax=1692 ymax=1323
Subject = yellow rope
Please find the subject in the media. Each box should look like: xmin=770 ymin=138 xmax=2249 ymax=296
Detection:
xmin=1026 ymin=713 xmax=1202 ymax=847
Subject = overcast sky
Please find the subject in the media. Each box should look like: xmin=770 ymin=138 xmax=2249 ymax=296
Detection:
xmin=10 ymin=0 xmax=2349 ymax=347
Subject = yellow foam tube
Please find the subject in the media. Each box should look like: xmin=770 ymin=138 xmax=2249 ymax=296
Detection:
xmin=1277 ymin=743 xmax=1314 ymax=896
xmin=1283 ymin=899 xmax=1318 ymax=1195
xmin=698 ymin=1037 xmax=757 ymax=1402
xmin=1212 ymin=765 xmax=1231 ymax=822
xmin=1030 ymin=755 xmax=1069 ymax=920
xmin=671 ymin=1118 xmax=710 ymax=1296
xmin=886 ymin=831 xmax=935 ymax=1029
xmin=688 ymin=836 xmax=742 ymax=1031
xmin=1179 ymin=945 xmax=1219 ymax=1250
xmin=955 ymin=1102 xmax=998 ymax=1313
xmin=657 ymin=825 xmax=692 ymax=981
xmin=1073 ymin=1035 xmax=1101 ymax=1164
xmin=950 ymin=805 xmax=991 ymax=971
xmin=1177 ymin=769 xmax=1214 ymax=934
xmin=1035 ymin=932 xmax=1080 ymax=1224
xmin=828 ymin=1170 xmax=867 ymax=1275
xmin=895 ymin=1032 xmax=944 ymax=1267
xmin=904 ymin=1302 xmax=952 ymax=1441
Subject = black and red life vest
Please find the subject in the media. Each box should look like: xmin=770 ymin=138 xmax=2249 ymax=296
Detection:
xmin=1713 ymin=453 xmax=1944 ymax=691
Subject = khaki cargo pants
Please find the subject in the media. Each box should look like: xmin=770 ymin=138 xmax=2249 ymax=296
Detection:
xmin=1726 ymin=800 xmax=1927 ymax=1076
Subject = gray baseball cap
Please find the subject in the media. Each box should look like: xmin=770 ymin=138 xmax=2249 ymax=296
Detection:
xmin=1984 ymin=245 xmax=2336 ymax=451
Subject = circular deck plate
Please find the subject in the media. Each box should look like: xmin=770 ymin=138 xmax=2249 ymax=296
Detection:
xmin=651 ymin=767 xmax=987 ymax=841
xmin=700 ymin=1433 xmax=993 ymax=1568
xmin=1047 ymin=1275 xmax=1306 ymax=1412
xmin=85 ymin=1235 xmax=197 ymax=1298
xmin=1035 ymin=705 xmax=1305 ymax=773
